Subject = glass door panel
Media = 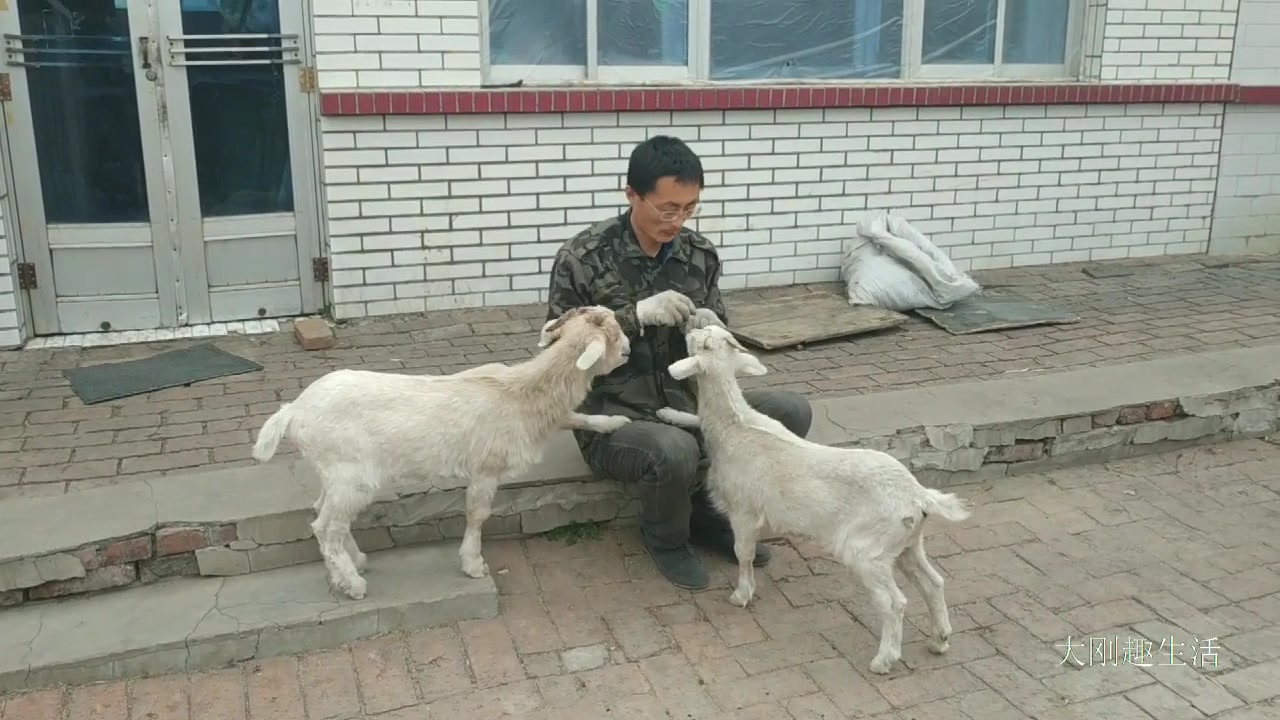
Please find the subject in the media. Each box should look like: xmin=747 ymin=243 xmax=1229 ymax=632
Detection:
xmin=5 ymin=0 xmax=173 ymax=333
xmin=163 ymin=0 xmax=312 ymax=324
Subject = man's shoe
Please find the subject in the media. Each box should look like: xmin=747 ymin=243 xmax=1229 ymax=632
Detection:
xmin=644 ymin=542 xmax=710 ymax=590
xmin=690 ymin=523 xmax=771 ymax=567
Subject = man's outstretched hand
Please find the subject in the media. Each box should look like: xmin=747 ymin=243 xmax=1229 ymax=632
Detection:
xmin=636 ymin=290 xmax=696 ymax=328
xmin=687 ymin=308 xmax=725 ymax=330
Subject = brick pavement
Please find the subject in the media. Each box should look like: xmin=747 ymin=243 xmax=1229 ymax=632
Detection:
xmin=2 ymin=255 xmax=1278 ymax=495
xmin=3 ymin=439 xmax=1279 ymax=719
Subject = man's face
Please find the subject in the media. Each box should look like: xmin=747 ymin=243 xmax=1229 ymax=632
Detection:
xmin=626 ymin=177 xmax=701 ymax=245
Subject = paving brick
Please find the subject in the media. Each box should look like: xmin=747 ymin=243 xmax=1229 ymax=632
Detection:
xmin=458 ymin=617 xmax=525 ymax=689
xmin=350 ymin=636 xmax=419 ymax=714
xmin=128 ymin=675 xmax=190 ymax=720
xmin=188 ymin=669 xmax=247 ymax=720
xmin=68 ymin=681 xmax=127 ymax=720
xmin=245 ymin=657 xmax=305 ymax=720
xmin=297 ymin=649 xmax=362 ymax=720
xmin=0 ymin=689 xmax=64 ymax=720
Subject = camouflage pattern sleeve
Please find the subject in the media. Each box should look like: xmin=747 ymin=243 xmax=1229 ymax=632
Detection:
xmin=546 ymin=247 xmax=644 ymax=336
xmin=701 ymin=254 xmax=730 ymax=328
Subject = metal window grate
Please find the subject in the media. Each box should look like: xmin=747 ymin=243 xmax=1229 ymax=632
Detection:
xmin=167 ymin=33 xmax=301 ymax=67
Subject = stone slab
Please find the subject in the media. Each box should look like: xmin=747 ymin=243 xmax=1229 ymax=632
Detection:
xmin=1 ymin=344 xmax=1276 ymax=577
xmin=0 ymin=542 xmax=496 ymax=693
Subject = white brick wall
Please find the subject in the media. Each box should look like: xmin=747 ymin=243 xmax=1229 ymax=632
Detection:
xmin=1230 ymin=0 xmax=1280 ymax=84
xmin=0 ymin=194 xmax=23 ymax=349
xmin=320 ymin=103 xmax=1224 ymax=319
xmin=312 ymin=0 xmax=481 ymax=89
xmin=1101 ymin=0 xmax=1238 ymax=80
xmin=1209 ymin=0 xmax=1280 ymax=255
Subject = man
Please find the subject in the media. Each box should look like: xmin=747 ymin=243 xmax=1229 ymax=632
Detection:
xmin=546 ymin=135 xmax=813 ymax=590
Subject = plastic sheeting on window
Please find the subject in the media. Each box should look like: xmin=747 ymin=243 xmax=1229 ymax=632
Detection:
xmin=922 ymin=0 xmax=1069 ymax=65
xmin=488 ymin=0 xmax=587 ymax=66
xmin=599 ymin=0 xmax=689 ymax=67
xmin=709 ymin=0 xmax=904 ymax=80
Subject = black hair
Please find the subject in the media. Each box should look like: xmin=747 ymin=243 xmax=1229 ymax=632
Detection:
xmin=626 ymin=135 xmax=705 ymax=196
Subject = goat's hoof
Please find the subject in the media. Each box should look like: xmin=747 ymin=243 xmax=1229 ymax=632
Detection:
xmin=461 ymin=559 xmax=489 ymax=579
xmin=928 ymin=633 xmax=950 ymax=655
xmin=342 ymin=577 xmax=367 ymax=601
xmin=868 ymin=655 xmax=896 ymax=675
xmin=728 ymin=588 xmax=753 ymax=608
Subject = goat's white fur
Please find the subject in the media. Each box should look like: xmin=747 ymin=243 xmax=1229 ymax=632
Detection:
xmin=252 ymin=306 xmax=632 ymax=600
xmin=661 ymin=325 xmax=971 ymax=674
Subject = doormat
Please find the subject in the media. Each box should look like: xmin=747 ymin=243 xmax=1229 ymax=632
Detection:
xmin=726 ymin=291 xmax=909 ymax=351
xmin=64 ymin=343 xmax=263 ymax=405
xmin=914 ymin=293 xmax=1081 ymax=335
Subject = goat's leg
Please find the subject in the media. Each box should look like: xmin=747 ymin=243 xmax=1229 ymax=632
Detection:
xmin=343 ymin=532 xmax=368 ymax=573
xmin=727 ymin=512 xmax=764 ymax=608
xmin=311 ymin=476 xmax=370 ymax=600
xmin=564 ymin=412 xmax=631 ymax=433
xmin=459 ymin=476 xmax=498 ymax=578
xmin=898 ymin=531 xmax=951 ymax=654
xmin=856 ymin=557 xmax=908 ymax=674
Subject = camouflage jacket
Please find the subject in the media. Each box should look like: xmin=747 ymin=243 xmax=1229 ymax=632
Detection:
xmin=546 ymin=210 xmax=728 ymax=450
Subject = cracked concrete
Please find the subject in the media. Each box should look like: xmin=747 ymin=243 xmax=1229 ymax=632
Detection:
xmin=0 ymin=543 xmax=496 ymax=693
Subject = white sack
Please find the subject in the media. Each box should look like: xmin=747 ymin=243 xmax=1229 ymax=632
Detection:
xmin=840 ymin=213 xmax=981 ymax=312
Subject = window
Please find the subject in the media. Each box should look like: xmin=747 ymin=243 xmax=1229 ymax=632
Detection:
xmin=483 ymin=0 xmax=1082 ymax=85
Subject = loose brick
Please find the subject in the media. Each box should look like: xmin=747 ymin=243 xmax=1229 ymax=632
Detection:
xmin=1146 ymin=400 xmax=1179 ymax=420
xmin=1117 ymin=406 xmax=1148 ymax=424
xmin=99 ymin=535 xmax=153 ymax=566
xmin=27 ymin=564 xmax=137 ymax=599
xmin=986 ymin=441 xmax=1047 ymax=463
xmin=294 ymin=318 xmax=336 ymax=350
xmin=156 ymin=526 xmax=209 ymax=556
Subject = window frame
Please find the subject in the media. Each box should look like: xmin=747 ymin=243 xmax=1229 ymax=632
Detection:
xmin=479 ymin=0 xmax=1088 ymax=87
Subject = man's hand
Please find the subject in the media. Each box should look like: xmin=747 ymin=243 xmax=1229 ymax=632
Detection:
xmin=636 ymin=290 xmax=696 ymax=328
xmin=687 ymin=308 xmax=725 ymax=330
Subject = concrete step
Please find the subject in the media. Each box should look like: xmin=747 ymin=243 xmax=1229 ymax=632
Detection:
xmin=0 ymin=541 xmax=496 ymax=693
xmin=2 ymin=344 xmax=1277 ymax=608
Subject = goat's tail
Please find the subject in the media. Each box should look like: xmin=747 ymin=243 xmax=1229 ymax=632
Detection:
xmin=252 ymin=402 xmax=294 ymax=462
xmin=920 ymin=487 xmax=971 ymax=523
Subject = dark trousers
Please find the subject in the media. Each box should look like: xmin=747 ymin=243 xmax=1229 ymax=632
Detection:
xmin=583 ymin=389 xmax=813 ymax=550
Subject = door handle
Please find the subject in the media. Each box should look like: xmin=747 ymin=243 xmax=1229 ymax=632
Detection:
xmin=138 ymin=36 xmax=151 ymax=69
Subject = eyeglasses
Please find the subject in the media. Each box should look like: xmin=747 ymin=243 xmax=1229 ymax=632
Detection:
xmin=642 ymin=196 xmax=701 ymax=223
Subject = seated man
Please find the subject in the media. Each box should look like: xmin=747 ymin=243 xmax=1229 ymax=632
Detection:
xmin=546 ymin=135 xmax=813 ymax=590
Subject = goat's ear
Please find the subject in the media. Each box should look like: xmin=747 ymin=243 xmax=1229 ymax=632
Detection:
xmin=537 ymin=318 xmax=559 ymax=348
xmin=668 ymin=356 xmax=704 ymax=380
xmin=575 ymin=338 xmax=607 ymax=370
xmin=734 ymin=352 xmax=768 ymax=377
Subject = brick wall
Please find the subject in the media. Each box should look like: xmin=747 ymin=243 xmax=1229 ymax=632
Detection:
xmin=1100 ymin=0 xmax=1238 ymax=80
xmin=0 ymin=192 xmax=22 ymax=349
xmin=320 ymin=103 xmax=1224 ymax=319
xmin=312 ymin=0 xmax=481 ymax=89
xmin=1209 ymin=0 xmax=1280 ymax=255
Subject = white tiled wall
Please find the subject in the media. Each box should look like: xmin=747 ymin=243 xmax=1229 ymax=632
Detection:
xmin=312 ymin=0 xmax=481 ymax=89
xmin=1209 ymin=0 xmax=1280 ymax=255
xmin=0 ymin=194 xmax=23 ymax=349
xmin=1100 ymin=0 xmax=1238 ymax=80
xmin=320 ymin=103 xmax=1224 ymax=319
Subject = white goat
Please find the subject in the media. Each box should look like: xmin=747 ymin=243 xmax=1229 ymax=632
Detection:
xmin=655 ymin=325 xmax=971 ymax=674
xmin=251 ymin=306 xmax=633 ymax=600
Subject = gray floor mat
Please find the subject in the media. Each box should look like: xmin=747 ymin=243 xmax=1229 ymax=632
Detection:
xmin=64 ymin=342 xmax=263 ymax=405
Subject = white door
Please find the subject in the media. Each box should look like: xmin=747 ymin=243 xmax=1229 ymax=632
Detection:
xmin=2 ymin=0 xmax=323 ymax=335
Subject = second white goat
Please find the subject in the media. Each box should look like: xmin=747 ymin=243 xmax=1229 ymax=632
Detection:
xmin=251 ymin=306 xmax=632 ymax=600
xmin=656 ymin=324 xmax=971 ymax=674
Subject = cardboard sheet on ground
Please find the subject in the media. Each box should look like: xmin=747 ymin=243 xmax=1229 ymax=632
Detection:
xmin=913 ymin=292 xmax=1080 ymax=335
xmin=726 ymin=292 xmax=909 ymax=350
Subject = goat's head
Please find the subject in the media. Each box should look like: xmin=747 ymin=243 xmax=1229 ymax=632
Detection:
xmin=537 ymin=305 xmax=631 ymax=372
xmin=667 ymin=324 xmax=768 ymax=381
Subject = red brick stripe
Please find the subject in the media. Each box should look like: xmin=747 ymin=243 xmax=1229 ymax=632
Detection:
xmin=316 ymin=82 xmax=1280 ymax=116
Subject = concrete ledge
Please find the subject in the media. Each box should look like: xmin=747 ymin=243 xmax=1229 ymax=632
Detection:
xmin=0 ymin=542 xmax=496 ymax=693
xmin=1 ymin=345 xmax=1276 ymax=605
